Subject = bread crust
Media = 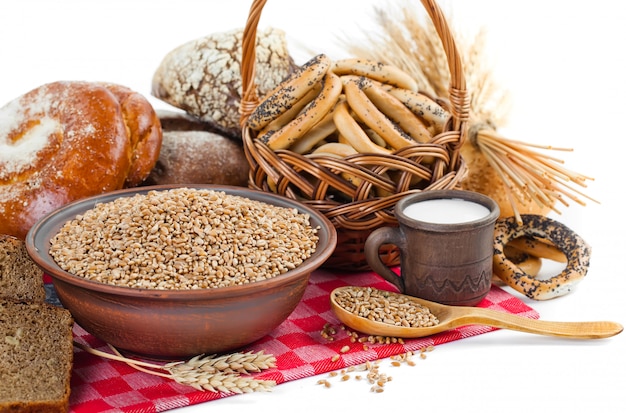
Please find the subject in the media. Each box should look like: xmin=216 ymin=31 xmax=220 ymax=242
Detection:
xmin=0 ymin=81 xmax=162 ymax=239
xmin=99 ymin=83 xmax=162 ymax=187
xmin=0 ymin=398 xmax=70 ymax=413
xmin=144 ymin=130 xmax=249 ymax=187
xmin=152 ymin=27 xmax=296 ymax=139
xmin=155 ymin=109 xmax=215 ymax=132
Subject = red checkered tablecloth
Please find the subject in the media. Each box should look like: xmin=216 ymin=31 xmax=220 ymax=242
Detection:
xmin=65 ymin=269 xmax=538 ymax=412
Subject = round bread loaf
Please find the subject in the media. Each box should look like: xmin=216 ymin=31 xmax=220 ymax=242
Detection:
xmin=144 ymin=130 xmax=249 ymax=187
xmin=152 ymin=27 xmax=297 ymax=139
xmin=156 ymin=109 xmax=215 ymax=132
xmin=0 ymin=81 xmax=162 ymax=239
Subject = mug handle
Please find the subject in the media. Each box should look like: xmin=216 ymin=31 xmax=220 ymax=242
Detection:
xmin=364 ymin=227 xmax=406 ymax=293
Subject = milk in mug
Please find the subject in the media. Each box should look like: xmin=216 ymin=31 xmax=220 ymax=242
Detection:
xmin=402 ymin=198 xmax=491 ymax=224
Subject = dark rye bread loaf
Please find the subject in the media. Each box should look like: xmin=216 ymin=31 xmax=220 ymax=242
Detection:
xmin=143 ymin=129 xmax=249 ymax=187
xmin=0 ymin=299 xmax=74 ymax=413
xmin=0 ymin=234 xmax=45 ymax=302
xmin=143 ymin=110 xmax=250 ymax=187
xmin=0 ymin=235 xmax=74 ymax=412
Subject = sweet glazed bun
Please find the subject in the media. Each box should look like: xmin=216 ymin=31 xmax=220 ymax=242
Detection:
xmin=0 ymin=81 xmax=162 ymax=239
xmin=98 ymin=83 xmax=163 ymax=187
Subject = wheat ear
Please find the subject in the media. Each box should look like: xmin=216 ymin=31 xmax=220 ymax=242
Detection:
xmin=336 ymin=2 xmax=596 ymax=222
xmin=74 ymin=341 xmax=277 ymax=394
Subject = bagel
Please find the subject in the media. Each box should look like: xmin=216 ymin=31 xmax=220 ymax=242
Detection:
xmin=386 ymin=87 xmax=449 ymax=135
xmin=247 ymin=53 xmax=331 ymax=131
xmin=289 ymin=104 xmax=338 ymax=154
xmin=311 ymin=142 xmax=358 ymax=158
xmin=343 ymin=77 xmax=416 ymax=150
xmin=492 ymin=245 xmax=543 ymax=288
xmin=361 ymin=79 xmax=431 ymax=143
xmin=507 ymin=236 xmax=567 ymax=263
xmin=0 ymin=81 xmax=162 ymax=239
xmin=257 ymin=71 xmax=343 ymax=150
xmin=493 ymin=214 xmax=591 ymax=300
xmin=333 ymin=100 xmax=392 ymax=155
xmin=503 ymin=244 xmax=543 ymax=276
xmin=331 ymin=58 xmax=418 ymax=92
xmin=258 ymin=83 xmax=322 ymax=137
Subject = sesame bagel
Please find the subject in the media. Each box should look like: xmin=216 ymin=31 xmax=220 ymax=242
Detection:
xmin=493 ymin=214 xmax=591 ymax=300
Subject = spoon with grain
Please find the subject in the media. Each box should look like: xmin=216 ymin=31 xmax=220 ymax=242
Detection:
xmin=330 ymin=286 xmax=623 ymax=340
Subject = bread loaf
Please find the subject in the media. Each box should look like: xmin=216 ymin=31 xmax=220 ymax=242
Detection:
xmin=0 ymin=81 xmax=163 ymax=239
xmin=0 ymin=234 xmax=45 ymax=302
xmin=0 ymin=235 xmax=73 ymax=412
xmin=152 ymin=27 xmax=297 ymax=139
xmin=156 ymin=109 xmax=215 ymax=132
xmin=144 ymin=130 xmax=249 ymax=187
xmin=0 ymin=299 xmax=73 ymax=413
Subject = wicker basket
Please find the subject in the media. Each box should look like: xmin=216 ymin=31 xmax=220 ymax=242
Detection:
xmin=239 ymin=0 xmax=470 ymax=271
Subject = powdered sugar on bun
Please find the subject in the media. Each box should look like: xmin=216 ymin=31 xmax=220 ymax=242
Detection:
xmin=0 ymin=97 xmax=60 ymax=177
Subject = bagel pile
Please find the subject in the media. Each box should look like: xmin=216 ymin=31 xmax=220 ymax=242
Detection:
xmin=247 ymin=54 xmax=449 ymax=160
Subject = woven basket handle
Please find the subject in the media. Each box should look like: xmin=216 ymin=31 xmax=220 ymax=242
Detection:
xmin=239 ymin=0 xmax=267 ymax=128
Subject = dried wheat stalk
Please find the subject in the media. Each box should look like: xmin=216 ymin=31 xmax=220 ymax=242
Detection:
xmin=337 ymin=1 xmax=596 ymax=223
xmin=74 ymin=341 xmax=277 ymax=394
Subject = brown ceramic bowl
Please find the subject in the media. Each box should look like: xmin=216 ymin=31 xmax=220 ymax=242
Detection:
xmin=26 ymin=185 xmax=337 ymax=359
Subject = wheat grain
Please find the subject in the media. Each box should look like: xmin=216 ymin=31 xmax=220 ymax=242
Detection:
xmin=174 ymin=370 xmax=275 ymax=394
xmin=165 ymin=350 xmax=276 ymax=375
xmin=50 ymin=188 xmax=319 ymax=289
xmin=74 ymin=341 xmax=276 ymax=394
xmin=334 ymin=286 xmax=439 ymax=328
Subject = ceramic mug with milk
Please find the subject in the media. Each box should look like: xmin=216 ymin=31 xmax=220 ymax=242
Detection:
xmin=364 ymin=190 xmax=500 ymax=306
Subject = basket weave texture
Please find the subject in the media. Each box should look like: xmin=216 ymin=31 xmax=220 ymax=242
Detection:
xmin=239 ymin=0 xmax=470 ymax=271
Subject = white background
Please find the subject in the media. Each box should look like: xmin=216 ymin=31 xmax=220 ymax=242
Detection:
xmin=2 ymin=1 xmax=625 ymax=412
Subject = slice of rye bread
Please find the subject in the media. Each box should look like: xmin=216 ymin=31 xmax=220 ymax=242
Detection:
xmin=0 ymin=299 xmax=74 ymax=413
xmin=0 ymin=234 xmax=45 ymax=302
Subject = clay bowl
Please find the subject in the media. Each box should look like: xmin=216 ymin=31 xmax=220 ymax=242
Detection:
xmin=26 ymin=184 xmax=337 ymax=359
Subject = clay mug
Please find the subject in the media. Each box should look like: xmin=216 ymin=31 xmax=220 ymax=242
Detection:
xmin=364 ymin=190 xmax=500 ymax=306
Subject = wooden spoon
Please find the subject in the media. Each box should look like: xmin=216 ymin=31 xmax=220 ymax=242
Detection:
xmin=330 ymin=286 xmax=623 ymax=339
